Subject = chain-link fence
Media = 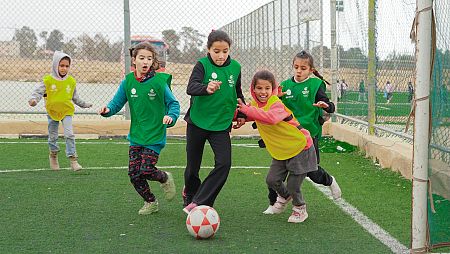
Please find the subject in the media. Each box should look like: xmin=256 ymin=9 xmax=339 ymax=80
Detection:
xmin=0 ymin=1 xmax=448 ymax=157
xmin=429 ymin=1 xmax=450 ymax=248
xmin=0 ymin=0 xmax=274 ymax=120
xmin=334 ymin=0 xmax=416 ymax=129
xmin=221 ymin=0 xmax=324 ymax=97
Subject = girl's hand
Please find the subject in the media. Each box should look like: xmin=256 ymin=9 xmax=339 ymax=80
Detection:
xmin=313 ymin=101 xmax=329 ymax=109
xmin=98 ymin=106 xmax=110 ymax=115
xmin=206 ymin=81 xmax=222 ymax=94
xmin=277 ymin=86 xmax=286 ymax=97
xmin=28 ymin=99 xmax=37 ymax=107
xmin=236 ymin=99 xmax=245 ymax=111
xmin=162 ymin=115 xmax=173 ymax=125
xmin=233 ymin=117 xmax=246 ymax=129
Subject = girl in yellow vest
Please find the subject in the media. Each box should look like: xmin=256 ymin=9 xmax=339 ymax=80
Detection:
xmin=28 ymin=51 xmax=92 ymax=171
xmin=238 ymin=70 xmax=318 ymax=223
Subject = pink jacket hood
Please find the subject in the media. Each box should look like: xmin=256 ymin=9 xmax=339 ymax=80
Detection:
xmin=250 ymin=81 xmax=280 ymax=107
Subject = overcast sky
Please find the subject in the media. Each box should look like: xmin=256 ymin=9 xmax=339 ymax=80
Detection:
xmin=0 ymin=0 xmax=272 ymax=41
xmin=0 ymin=0 xmax=418 ymax=57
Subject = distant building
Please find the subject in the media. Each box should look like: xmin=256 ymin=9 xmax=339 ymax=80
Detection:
xmin=0 ymin=40 xmax=20 ymax=56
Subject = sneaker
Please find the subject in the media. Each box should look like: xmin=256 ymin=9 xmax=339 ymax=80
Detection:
xmin=183 ymin=202 xmax=197 ymax=214
xmin=69 ymin=156 xmax=82 ymax=171
xmin=288 ymin=205 xmax=308 ymax=223
xmin=329 ymin=176 xmax=342 ymax=200
xmin=272 ymin=196 xmax=292 ymax=214
xmin=138 ymin=200 xmax=159 ymax=215
xmin=262 ymin=205 xmax=275 ymax=214
xmin=160 ymin=171 xmax=176 ymax=201
xmin=49 ymin=151 xmax=60 ymax=170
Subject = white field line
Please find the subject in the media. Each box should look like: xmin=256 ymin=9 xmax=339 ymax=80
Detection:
xmin=309 ymin=179 xmax=409 ymax=254
xmin=0 ymin=165 xmax=409 ymax=253
xmin=0 ymin=141 xmax=259 ymax=147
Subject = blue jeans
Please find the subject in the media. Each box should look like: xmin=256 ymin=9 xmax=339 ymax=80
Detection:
xmin=47 ymin=115 xmax=76 ymax=157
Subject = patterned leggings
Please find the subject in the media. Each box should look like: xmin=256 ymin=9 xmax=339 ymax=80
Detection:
xmin=128 ymin=146 xmax=167 ymax=202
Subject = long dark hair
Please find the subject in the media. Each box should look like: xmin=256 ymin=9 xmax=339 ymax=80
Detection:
xmin=293 ymin=50 xmax=330 ymax=86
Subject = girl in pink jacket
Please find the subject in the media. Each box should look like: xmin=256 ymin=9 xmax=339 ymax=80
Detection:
xmin=238 ymin=70 xmax=318 ymax=223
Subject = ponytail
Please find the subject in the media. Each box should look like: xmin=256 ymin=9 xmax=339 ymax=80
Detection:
xmin=313 ymin=70 xmax=331 ymax=86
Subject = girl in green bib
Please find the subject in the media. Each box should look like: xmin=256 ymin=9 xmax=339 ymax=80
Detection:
xmin=99 ymin=42 xmax=180 ymax=215
xmin=183 ymin=30 xmax=246 ymax=213
xmin=263 ymin=51 xmax=342 ymax=214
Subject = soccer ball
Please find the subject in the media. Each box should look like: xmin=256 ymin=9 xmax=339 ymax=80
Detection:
xmin=186 ymin=205 xmax=220 ymax=239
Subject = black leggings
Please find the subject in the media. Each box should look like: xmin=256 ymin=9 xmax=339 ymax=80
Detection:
xmin=184 ymin=123 xmax=232 ymax=207
xmin=128 ymin=146 xmax=167 ymax=202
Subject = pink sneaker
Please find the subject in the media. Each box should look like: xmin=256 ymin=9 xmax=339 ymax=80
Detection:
xmin=288 ymin=205 xmax=308 ymax=223
xmin=272 ymin=195 xmax=292 ymax=214
xmin=183 ymin=202 xmax=198 ymax=214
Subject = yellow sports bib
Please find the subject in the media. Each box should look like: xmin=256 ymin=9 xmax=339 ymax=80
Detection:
xmin=252 ymin=96 xmax=307 ymax=160
xmin=43 ymin=75 xmax=76 ymax=121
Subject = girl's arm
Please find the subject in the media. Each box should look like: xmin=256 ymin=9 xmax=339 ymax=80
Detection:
xmin=100 ymin=80 xmax=128 ymax=117
xmin=186 ymin=62 xmax=209 ymax=96
xmin=164 ymin=85 xmax=180 ymax=128
xmin=235 ymin=73 xmax=246 ymax=104
xmin=72 ymin=88 xmax=92 ymax=108
xmin=234 ymin=73 xmax=247 ymax=121
xmin=28 ymin=83 xmax=46 ymax=106
xmin=315 ymin=85 xmax=335 ymax=113
xmin=238 ymin=101 xmax=290 ymax=125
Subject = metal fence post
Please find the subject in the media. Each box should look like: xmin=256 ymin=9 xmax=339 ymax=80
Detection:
xmin=367 ymin=0 xmax=377 ymax=135
xmin=123 ymin=0 xmax=131 ymax=120
xmin=330 ymin=0 xmax=338 ymax=117
xmin=411 ymin=0 xmax=432 ymax=251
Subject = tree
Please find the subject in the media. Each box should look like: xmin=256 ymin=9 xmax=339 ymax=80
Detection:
xmin=47 ymin=30 xmax=64 ymax=51
xmin=13 ymin=26 xmax=37 ymax=57
xmin=62 ymin=38 xmax=77 ymax=57
xmin=179 ymin=27 xmax=205 ymax=64
xmin=92 ymin=33 xmax=111 ymax=61
xmin=340 ymin=47 xmax=367 ymax=69
xmin=39 ymin=31 xmax=48 ymax=50
xmin=109 ymin=41 xmax=123 ymax=62
xmin=162 ymin=29 xmax=182 ymax=62
xmin=78 ymin=34 xmax=95 ymax=60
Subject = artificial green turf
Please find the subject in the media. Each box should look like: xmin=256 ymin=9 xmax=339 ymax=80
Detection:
xmin=0 ymin=137 xmax=437 ymax=253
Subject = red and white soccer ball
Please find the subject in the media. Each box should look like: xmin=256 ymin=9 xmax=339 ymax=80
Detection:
xmin=186 ymin=205 xmax=220 ymax=239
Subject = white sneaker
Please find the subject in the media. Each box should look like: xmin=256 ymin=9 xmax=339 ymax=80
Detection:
xmin=262 ymin=205 xmax=274 ymax=214
xmin=138 ymin=200 xmax=159 ymax=215
xmin=288 ymin=205 xmax=308 ymax=223
xmin=330 ymin=176 xmax=342 ymax=200
xmin=272 ymin=196 xmax=292 ymax=214
xmin=160 ymin=171 xmax=176 ymax=201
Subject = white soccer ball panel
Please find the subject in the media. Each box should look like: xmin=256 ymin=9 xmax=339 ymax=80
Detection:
xmin=197 ymin=225 xmax=215 ymax=239
xmin=185 ymin=205 xmax=220 ymax=239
